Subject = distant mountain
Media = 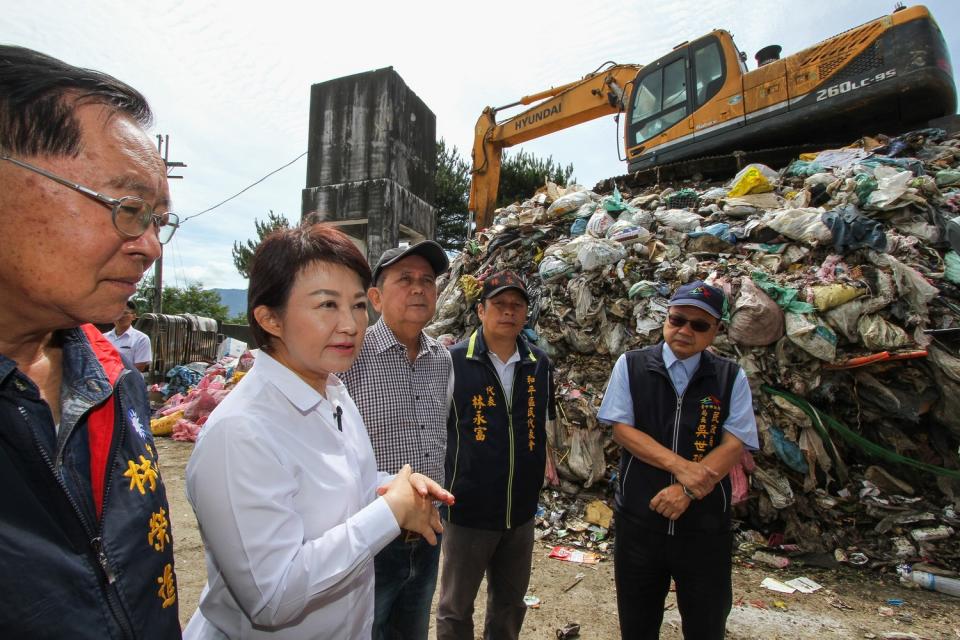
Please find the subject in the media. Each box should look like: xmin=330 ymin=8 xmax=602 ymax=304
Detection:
xmin=213 ymin=288 xmax=248 ymax=318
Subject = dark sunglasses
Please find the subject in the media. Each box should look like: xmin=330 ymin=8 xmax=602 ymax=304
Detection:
xmin=667 ymin=314 xmax=716 ymax=333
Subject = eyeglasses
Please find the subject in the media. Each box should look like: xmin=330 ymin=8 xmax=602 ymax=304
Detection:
xmin=667 ymin=313 xmax=716 ymax=333
xmin=1 ymin=155 xmax=179 ymax=244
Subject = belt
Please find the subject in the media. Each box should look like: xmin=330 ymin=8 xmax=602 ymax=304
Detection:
xmin=400 ymin=529 xmax=422 ymax=543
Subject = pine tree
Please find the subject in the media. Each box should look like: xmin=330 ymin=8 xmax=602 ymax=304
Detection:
xmin=231 ymin=211 xmax=291 ymax=279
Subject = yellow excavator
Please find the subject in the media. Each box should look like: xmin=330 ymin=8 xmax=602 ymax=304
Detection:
xmin=469 ymin=4 xmax=956 ymax=229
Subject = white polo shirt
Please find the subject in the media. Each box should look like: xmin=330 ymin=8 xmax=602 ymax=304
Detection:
xmin=103 ymin=326 xmax=152 ymax=368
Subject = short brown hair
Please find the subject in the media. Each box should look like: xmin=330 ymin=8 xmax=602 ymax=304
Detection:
xmin=247 ymin=223 xmax=371 ymax=351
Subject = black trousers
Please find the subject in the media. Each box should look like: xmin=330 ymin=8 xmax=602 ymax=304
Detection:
xmin=614 ymin=515 xmax=732 ymax=640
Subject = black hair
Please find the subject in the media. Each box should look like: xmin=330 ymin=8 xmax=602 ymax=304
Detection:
xmin=0 ymin=45 xmax=152 ymax=158
xmin=247 ymin=223 xmax=372 ymax=351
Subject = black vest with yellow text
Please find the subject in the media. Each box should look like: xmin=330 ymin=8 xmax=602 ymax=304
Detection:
xmin=617 ymin=343 xmax=739 ymax=535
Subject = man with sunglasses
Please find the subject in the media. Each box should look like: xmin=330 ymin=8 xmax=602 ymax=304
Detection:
xmin=599 ymin=280 xmax=757 ymax=640
xmin=0 ymin=46 xmax=180 ymax=637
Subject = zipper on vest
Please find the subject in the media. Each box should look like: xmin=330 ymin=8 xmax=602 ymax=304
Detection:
xmin=19 ymin=388 xmax=137 ymax=640
xmin=620 ymin=457 xmax=634 ymax=500
xmin=97 ymin=372 xmax=137 ymax=639
xmin=447 ymin=403 xmax=461 ymax=521
xmin=482 ymin=358 xmax=516 ymax=530
xmin=668 ymin=390 xmax=685 ymax=537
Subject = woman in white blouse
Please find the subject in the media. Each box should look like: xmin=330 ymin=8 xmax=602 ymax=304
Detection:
xmin=184 ymin=224 xmax=453 ymax=639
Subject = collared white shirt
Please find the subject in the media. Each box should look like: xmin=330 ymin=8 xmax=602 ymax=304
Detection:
xmin=103 ymin=326 xmax=151 ymax=366
xmin=488 ymin=348 xmax=521 ymax=402
xmin=598 ymin=343 xmax=759 ymax=449
xmin=184 ymin=351 xmax=399 ymax=640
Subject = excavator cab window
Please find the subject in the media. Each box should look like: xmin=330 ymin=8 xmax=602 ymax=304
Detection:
xmin=693 ymin=39 xmax=724 ymax=107
xmin=630 ymin=56 xmax=689 ymax=144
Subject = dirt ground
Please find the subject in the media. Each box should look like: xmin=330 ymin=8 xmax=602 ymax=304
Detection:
xmin=158 ymin=439 xmax=960 ymax=639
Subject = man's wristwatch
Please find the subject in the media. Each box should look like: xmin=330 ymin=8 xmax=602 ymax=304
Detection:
xmin=681 ymin=484 xmax=697 ymax=500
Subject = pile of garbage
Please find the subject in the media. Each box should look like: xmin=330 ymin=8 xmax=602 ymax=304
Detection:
xmin=427 ymin=128 xmax=960 ymax=572
xmin=149 ymin=351 xmax=254 ymax=441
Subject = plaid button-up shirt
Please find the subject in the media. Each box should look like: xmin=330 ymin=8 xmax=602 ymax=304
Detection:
xmin=341 ymin=318 xmax=453 ymax=485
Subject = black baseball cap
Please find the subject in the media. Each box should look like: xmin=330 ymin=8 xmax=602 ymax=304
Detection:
xmin=481 ymin=270 xmax=529 ymax=303
xmin=372 ymin=240 xmax=449 ymax=284
xmin=668 ymin=280 xmax=725 ymax=319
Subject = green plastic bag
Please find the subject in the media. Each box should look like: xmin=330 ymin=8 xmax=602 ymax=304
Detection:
xmin=946 ymin=251 xmax=960 ymax=285
xmin=751 ymin=271 xmax=815 ymax=314
xmin=854 ymin=173 xmax=877 ymax=204
xmin=602 ymin=185 xmax=626 ymax=214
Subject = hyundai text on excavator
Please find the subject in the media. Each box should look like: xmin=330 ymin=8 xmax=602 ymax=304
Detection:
xmin=469 ymin=4 xmax=956 ymax=229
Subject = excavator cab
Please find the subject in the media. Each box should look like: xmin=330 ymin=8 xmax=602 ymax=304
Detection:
xmin=624 ymin=5 xmax=956 ymax=175
xmin=625 ymin=30 xmax=751 ymax=172
xmin=627 ymin=33 xmax=734 ymax=149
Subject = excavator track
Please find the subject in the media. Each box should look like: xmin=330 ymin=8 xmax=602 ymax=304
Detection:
xmin=594 ymin=143 xmax=838 ymax=193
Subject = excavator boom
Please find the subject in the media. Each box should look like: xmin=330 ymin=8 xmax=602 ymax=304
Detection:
xmin=469 ymin=64 xmax=642 ymax=230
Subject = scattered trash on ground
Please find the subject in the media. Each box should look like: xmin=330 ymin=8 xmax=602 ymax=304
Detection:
xmin=548 ymin=546 xmax=600 ymax=565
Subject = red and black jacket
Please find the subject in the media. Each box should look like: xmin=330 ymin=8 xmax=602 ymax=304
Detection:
xmin=0 ymin=325 xmax=180 ymax=638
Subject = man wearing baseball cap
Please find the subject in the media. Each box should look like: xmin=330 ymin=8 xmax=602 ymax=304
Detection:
xmin=436 ymin=270 xmax=558 ymax=640
xmin=598 ymin=280 xmax=758 ymax=640
xmin=341 ymin=240 xmax=453 ymax=640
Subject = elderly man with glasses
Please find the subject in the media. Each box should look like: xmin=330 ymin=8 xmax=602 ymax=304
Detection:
xmin=0 ymin=46 xmax=181 ymax=638
xmin=598 ymin=280 xmax=758 ymax=640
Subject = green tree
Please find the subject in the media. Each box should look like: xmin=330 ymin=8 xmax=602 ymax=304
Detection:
xmin=231 ymin=210 xmax=291 ymax=279
xmin=497 ymin=149 xmax=575 ymax=208
xmin=136 ymin=277 xmax=230 ymax=322
xmin=434 ymin=139 xmax=471 ymax=251
xmin=225 ymin=310 xmax=249 ymax=325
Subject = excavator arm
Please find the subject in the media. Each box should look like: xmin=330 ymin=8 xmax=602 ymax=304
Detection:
xmin=469 ymin=63 xmax=642 ymax=230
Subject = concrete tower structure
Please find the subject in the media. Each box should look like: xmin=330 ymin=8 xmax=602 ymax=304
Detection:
xmin=302 ymin=67 xmax=436 ymax=266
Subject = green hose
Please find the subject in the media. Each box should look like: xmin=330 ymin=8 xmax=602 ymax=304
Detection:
xmin=761 ymin=385 xmax=960 ymax=480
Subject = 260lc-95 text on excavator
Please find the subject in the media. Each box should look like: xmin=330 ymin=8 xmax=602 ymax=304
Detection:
xmin=469 ymin=4 xmax=956 ymax=230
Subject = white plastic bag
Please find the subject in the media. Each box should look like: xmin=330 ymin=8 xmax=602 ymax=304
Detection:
xmin=538 ymin=255 xmax=573 ymax=283
xmin=857 ymin=314 xmax=911 ymax=351
xmin=546 ymin=189 xmax=593 ymax=218
xmin=654 ymin=208 xmax=702 ymax=232
xmin=866 ymin=166 xmax=913 ymax=210
xmin=576 ymin=237 xmax=627 ymax=271
xmin=586 ymin=210 xmax=615 ymax=238
xmin=764 ymin=208 xmax=833 ymax=246
xmin=785 ymin=312 xmax=837 ymax=361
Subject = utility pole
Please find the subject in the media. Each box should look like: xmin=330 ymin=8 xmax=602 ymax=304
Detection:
xmin=152 ymin=135 xmax=187 ymax=315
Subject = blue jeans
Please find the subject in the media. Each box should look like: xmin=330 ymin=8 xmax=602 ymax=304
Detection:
xmin=373 ymin=532 xmax=442 ymax=640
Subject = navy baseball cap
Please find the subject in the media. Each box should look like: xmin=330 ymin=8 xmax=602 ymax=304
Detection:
xmin=481 ymin=270 xmax=529 ymax=303
xmin=668 ymin=280 xmax=724 ymax=319
xmin=372 ymin=240 xmax=449 ymax=284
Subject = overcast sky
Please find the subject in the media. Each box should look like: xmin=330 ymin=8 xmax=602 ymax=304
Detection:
xmin=6 ymin=0 xmax=960 ymax=290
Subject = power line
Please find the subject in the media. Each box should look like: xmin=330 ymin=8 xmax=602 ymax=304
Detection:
xmin=181 ymin=150 xmax=308 ymax=223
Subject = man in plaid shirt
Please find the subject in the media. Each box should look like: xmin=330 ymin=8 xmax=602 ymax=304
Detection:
xmin=341 ymin=240 xmax=453 ymax=640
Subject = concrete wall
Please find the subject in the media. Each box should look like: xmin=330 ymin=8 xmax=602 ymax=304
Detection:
xmin=302 ymin=67 xmax=436 ymax=266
